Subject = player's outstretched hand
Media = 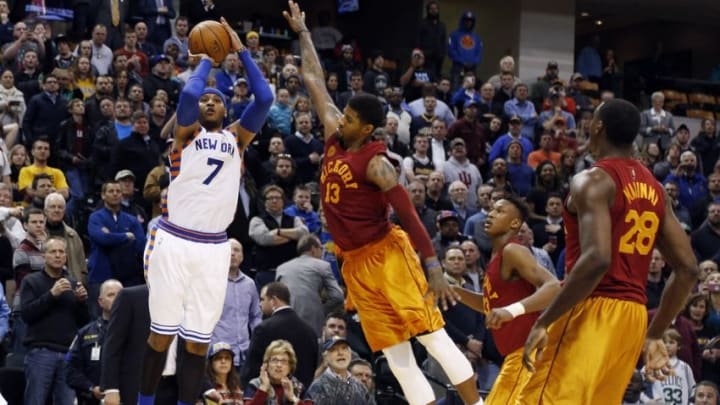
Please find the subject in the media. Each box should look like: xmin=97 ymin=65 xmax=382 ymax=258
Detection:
xmin=187 ymin=52 xmax=212 ymax=66
xmin=523 ymin=324 xmax=548 ymax=372
xmin=220 ymin=17 xmax=245 ymax=53
xmin=486 ymin=308 xmax=513 ymax=329
xmin=283 ymin=1 xmax=309 ymax=34
xmin=426 ymin=267 xmax=458 ymax=311
xmin=644 ymin=338 xmax=671 ymax=382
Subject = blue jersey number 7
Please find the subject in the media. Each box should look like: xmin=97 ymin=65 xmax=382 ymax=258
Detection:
xmin=203 ymin=157 xmax=224 ymax=185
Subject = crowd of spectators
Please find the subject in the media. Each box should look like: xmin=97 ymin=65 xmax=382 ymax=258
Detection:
xmin=0 ymin=0 xmax=719 ymax=404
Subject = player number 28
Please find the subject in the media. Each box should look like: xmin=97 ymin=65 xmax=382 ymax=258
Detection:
xmin=618 ymin=209 xmax=659 ymax=255
xmin=324 ymin=183 xmax=340 ymax=204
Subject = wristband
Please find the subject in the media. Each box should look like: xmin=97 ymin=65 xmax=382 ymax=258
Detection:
xmin=503 ymin=302 xmax=526 ymax=319
xmin=425 ymin=258 xmax=440 ymax=269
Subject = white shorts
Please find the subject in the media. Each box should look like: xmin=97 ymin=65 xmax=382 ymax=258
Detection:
xmin=144 ymin=219 xmax=231 ymax=343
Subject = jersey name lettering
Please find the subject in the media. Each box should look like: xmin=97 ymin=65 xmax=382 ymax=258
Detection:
xmin=321 ymin=160 xmax=359 ymax=189
xmin=194 ymin=138 xmax=236 ymax=157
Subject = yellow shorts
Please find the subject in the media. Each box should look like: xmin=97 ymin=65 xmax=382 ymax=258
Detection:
xmin=517 ymin=296 xmax=647 ymax=405
xmin=486 ymin=348 xmax=530 ymax=405
xmin=340 ymin=227 xmax=444 ymax=352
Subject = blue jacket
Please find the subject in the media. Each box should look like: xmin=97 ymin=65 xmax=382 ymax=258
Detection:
xmin=448 ymin=11 xmax=483 ymax=66
xmin=267 ymin=103 xmax=293 ymax=137
xmin=214 ymin=69 xmax=239 ymax=99
xmin=664 ymin=173 xmax=709 ymax=210
xmin=87 ymin=207 xmax=146 ymax=284
xmin=0 ymin=283 xmax=9 ymax=341
xmin=284 ymin=205 xmax=321 ymax=234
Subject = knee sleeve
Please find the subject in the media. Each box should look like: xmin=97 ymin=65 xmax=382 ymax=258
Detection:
xmin=382 ymin=341 xmax=435 ymax=405
xmin=417 ymin=329 xmax=474 ymax=385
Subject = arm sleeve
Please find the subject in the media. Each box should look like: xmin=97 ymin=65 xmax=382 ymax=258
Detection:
xmin=384 ymin=184 xmax=435 ymax=259
xmin=237 ymin=50 xmax=274 ymax=134
xmin=176 ymin=58 xmax=212 ymax=127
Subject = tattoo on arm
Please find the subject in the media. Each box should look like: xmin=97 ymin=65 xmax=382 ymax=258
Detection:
xmin=368 ymin=156 xmax=398 ymax=191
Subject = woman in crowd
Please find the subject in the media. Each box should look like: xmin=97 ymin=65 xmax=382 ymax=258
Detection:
xmin=72 ymin=56 xmax=96 ymax=100
xmin=243 ymin=339 xmax=309 ymax=405
xmin=325 ymin=72 xmax=340 ymax=107
xmin=557 ymin=148 xmax=578 ymax=192
xmin=526 ymin=160 xmax=566 ymax=221
xmin=0 ymin=69 xmax=25 ymax=125
xmin=202 ymin=342 xmax=243 ymax=404
xmin=639 ymin=142 xmax=662 ymax=170
xmin=9 ymin=144 xmax=28 ymax=205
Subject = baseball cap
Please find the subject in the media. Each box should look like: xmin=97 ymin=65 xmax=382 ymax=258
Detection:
xmin=208 ymin=342 xmax=234 ymax=358
xmin=246 ymin=31 xmax=259 ymax=40
xmin=509 ymin=115 xmax=522 ymax=124
xmin=115 ymin=169 xmax=135 ymax=181
xmin=54 ymin=34 xmax=70 ymax=45
xmin=464 ymin=99 xmax=479 ymax=109
xmin=322 ymin=335 xmax=349 ymax=352
xmin=436 ymin=210 xmax=460 ymax=223
xmin=676 ymin=124 xmax=690 ymax=133
xmin=571 ymin=72 xmax=584 ymax=81
xmin=150 ymin=54 xmax=171 ymax=68
xmin=450 ymin=138 xmax=466 ymax=148
xmin=234 ymin=77 xmax=248 ymax=86
xmin=547 ymin=61 xmax=559 ymax=69
xmin=341 ymin=44 xmax=354 ymax=53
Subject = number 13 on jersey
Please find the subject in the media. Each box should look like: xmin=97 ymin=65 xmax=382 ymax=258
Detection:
xmin=618 ymin=209 xmax=660 ymax=255
xmin=324 ymin=182 xmax=340 ymax=204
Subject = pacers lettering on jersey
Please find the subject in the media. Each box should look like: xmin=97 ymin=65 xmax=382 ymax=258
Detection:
xmin=320 ymin=160 xmax=359 ymax=189
xmin=622 ymin=181 xmax=659 ymax=206
xmin=482 ymin=277 xmax=498 ymax=313
xmin=194 ymin=137 xmax=236 ymax=157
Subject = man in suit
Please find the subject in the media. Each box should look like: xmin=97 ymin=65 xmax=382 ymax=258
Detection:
xmin=185 ymin=0 xmax=218 ymax=27
xmin=275 ymin=234 xmax=344 ymax=337
xmin=96 ymin=0 xmax=131 ymax=49
xmin=138 ymin=0 xmax=175 ymax=47
xmin=240 ymin=281 xmax=319 ymax=390
xmin=100 ymin=284 xmax=178 ymax=405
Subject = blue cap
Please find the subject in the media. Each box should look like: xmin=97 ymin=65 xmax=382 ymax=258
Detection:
xmin=150 ymin=54 xmax=171 ymax=67
xmin=202 ymin=87 xmax=227 ymax=106
xmin=436 ymin=210 xmax=460 ymax=223
xmin=208 ymin=342 xmax=233 ymax=358
xmin=464 ymin=99 xmax=479 ymax=109
xmin=322 ymin=335 xmax=349 ymax=352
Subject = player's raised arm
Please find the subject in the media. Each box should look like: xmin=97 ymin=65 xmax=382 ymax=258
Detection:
xmin=283 ymin=1 xmax=341 ymax=141
xmin=173 ymin=54 xmax=213 ymax=147
xmin=222 ymin=18 xmax=274 ymax=150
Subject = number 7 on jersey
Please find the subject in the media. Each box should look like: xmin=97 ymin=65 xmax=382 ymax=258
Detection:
xmin=203 ymin=157 xmax=224 ymax=185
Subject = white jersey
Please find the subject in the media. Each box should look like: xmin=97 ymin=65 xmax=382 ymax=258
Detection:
xmin=167 ymin=127 xmax=241 ymax=233
xmin=645 ymin=357 xmax=695 ymax=405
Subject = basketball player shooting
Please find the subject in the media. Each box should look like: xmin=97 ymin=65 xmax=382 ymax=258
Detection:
xmin=134 ymin=18 xmax=274 ymax=405
xmin=284 ymin=2 xmax=483 ymax=404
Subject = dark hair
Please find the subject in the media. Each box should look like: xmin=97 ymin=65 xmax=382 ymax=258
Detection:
xmin=23 ymin=207 xmax=45 ymax=224
xmin=297 ymin=234 xmax=321 ymax=255
xmin=349 ymin=358 xmax=372 ymax=370
xmin=597 ymin=99 xmax=640 ymax=146
xmin=347 ymin=94 xmax=385 ymax=130
xmin=205 ymin=354 xmax=241 ymax=396
xmin=131 ymin=110 xmax=148 ymax=122
xmin=264 ymin=281 xmax=291 ymax=304
xmin=502 ymin=195 xmax=529 ymax=223
xmin=31 ymin=173 xmax=53 ymax=190
xmin=350 ymin=70 xmax=363 ymax=79
xmin=325 ymin=311 xmax=346 ymax=323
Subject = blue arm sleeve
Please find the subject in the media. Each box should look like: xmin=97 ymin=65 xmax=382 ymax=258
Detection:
xmin=238 ymin=50 xmax=274 ymax=134
xmin=176 ymin=58 xmax=213 ymax=127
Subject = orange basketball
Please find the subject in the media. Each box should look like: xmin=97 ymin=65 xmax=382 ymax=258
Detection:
xmin=188 ymin=20 xmax=232 ymax=65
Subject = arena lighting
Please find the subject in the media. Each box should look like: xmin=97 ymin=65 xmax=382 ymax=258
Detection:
xmin=580 ymin=11 xmax=590 ymax=17
xmin=595 ymin=19 xmax=604 ymax=26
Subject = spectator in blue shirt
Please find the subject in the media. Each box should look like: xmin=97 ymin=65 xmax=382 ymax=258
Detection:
xmin=576 ymin=35 xmax=603 ymax=81
xmin=489 ymin=115 xmax=534 ymax=164
xmin=211 ymin=239 xmax=261 ymax=373
xmin=504 ymin=83 xmax=537 ymax=141
xmin=284 ymin=185 xmax=320 ymax=235
xmin=664 ymin=151 xmax=708 ymax=210
xmin=87 ymin=181 xmax=145 ymax=317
